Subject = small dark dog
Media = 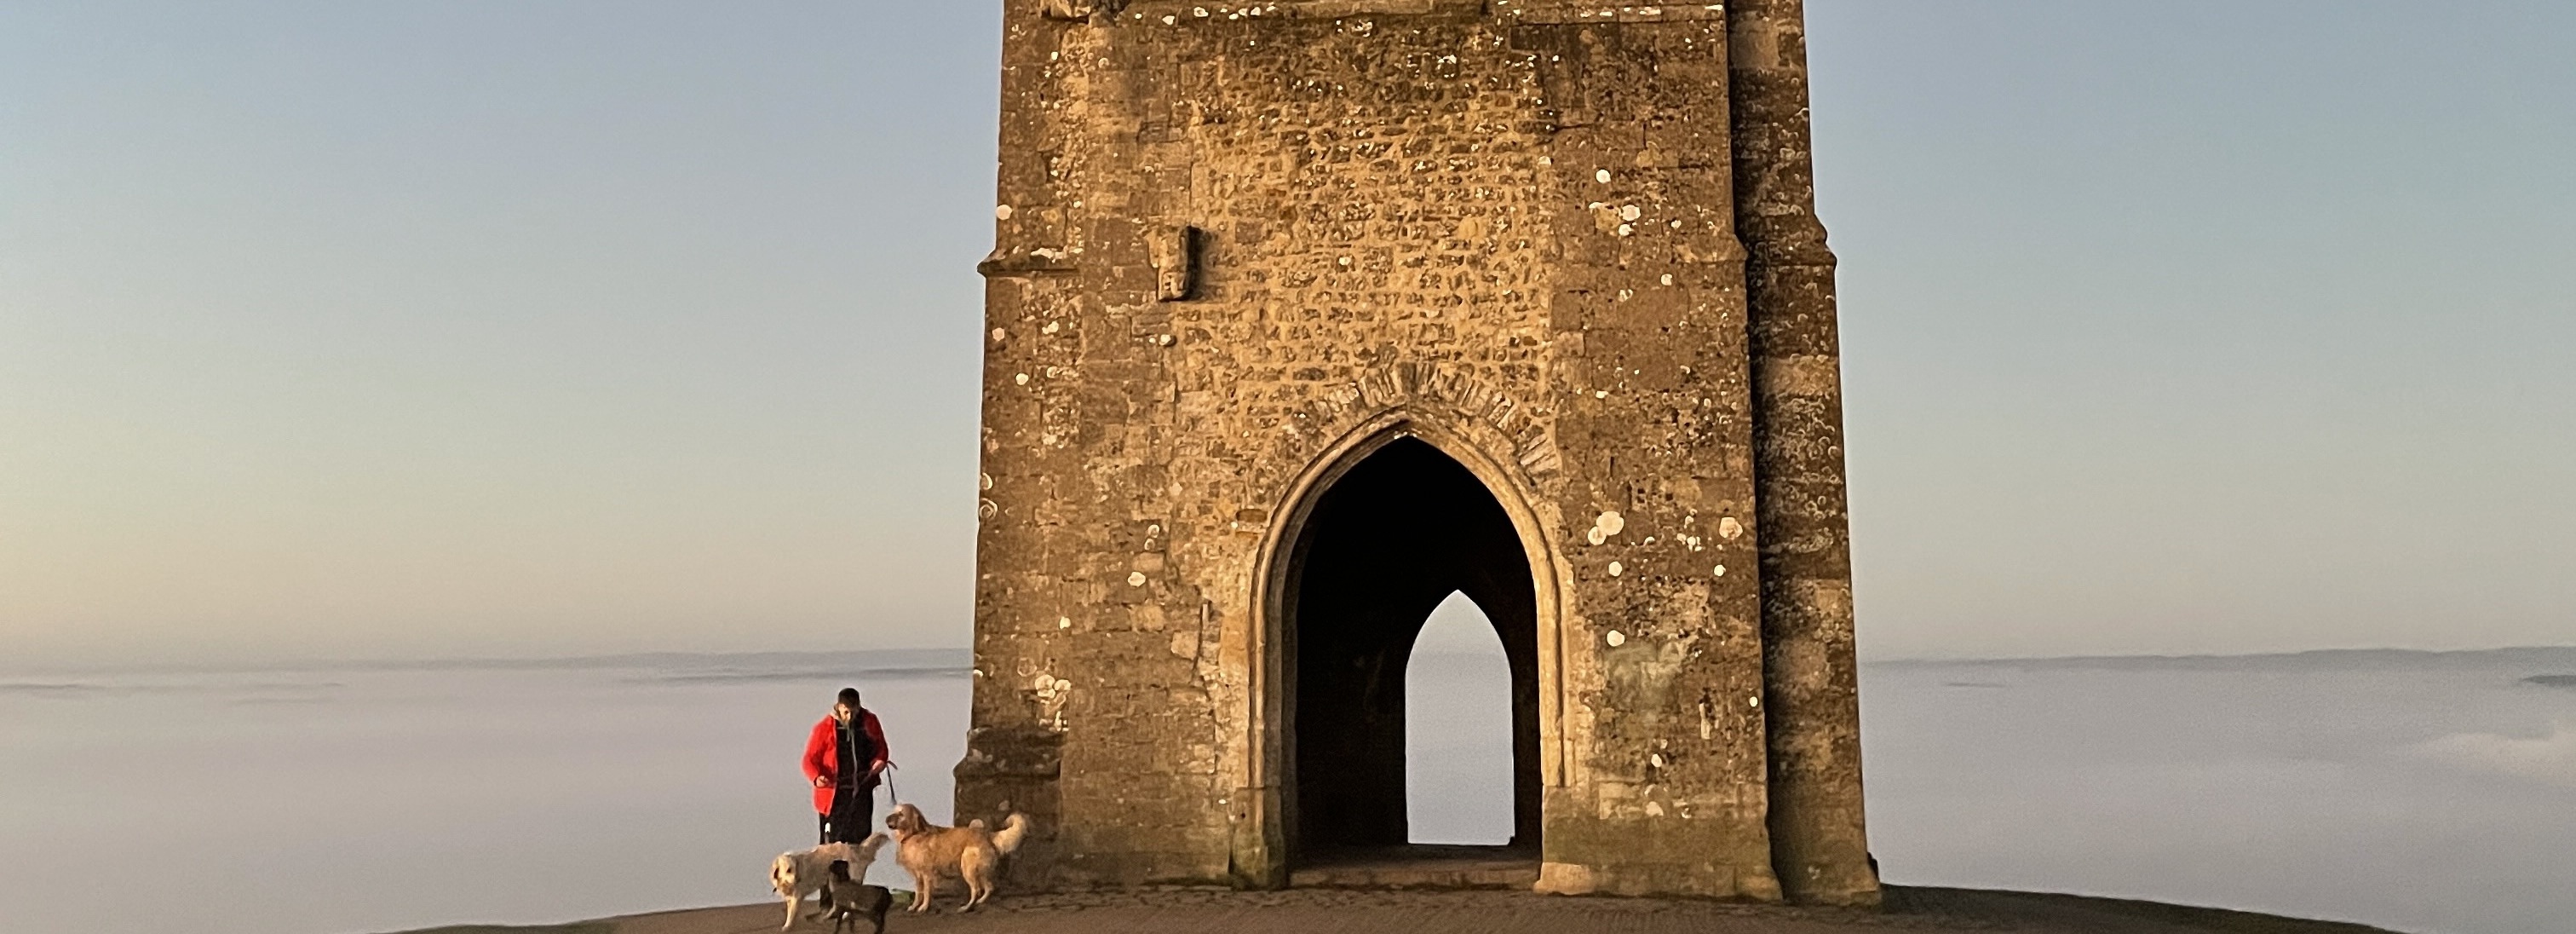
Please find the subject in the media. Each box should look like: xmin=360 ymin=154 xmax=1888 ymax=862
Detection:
xmin=824 ymin=859 xmax=892 ymax=934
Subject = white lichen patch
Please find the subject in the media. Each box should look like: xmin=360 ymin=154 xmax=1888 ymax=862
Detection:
xmin=1032 ymin=674 xmax=1074 ymax=731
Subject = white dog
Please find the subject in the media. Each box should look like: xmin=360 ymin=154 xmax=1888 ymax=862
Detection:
xmin=770 ymin=834 xmax=888 ymax=930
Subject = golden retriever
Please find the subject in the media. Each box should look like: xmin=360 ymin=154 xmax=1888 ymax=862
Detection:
xmin=769 ymin=835 xmax=886 ymax=930
xmin=883 ymin=803 xmax=1028 ymax=913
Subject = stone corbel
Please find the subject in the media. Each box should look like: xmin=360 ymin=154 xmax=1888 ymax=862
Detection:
xmin=1151 ymin=225 xmax=1203 ymax=301
xmin=977 ymin=245 xmax=1081 ymax=279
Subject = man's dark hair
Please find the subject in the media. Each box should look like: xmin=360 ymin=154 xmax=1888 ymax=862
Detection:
xmin=837 ymin=687 xmax=862 ymax=707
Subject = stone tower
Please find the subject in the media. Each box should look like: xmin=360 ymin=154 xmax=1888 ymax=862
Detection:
xmin=957 ymin=0 xmax=1876 ymax=905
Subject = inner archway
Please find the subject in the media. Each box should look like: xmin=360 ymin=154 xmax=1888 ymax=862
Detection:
xmin=1406 ymin=591 xmax=1515 ymax=845
xmin=1284 ymin=435 xmax=1540 ymax=867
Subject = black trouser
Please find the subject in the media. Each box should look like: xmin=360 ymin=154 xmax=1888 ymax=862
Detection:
xmin=820 ymin=783 xmax=876 ymax=845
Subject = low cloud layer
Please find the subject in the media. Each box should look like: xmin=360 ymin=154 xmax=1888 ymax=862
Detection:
xmin=2415 ymin=722 xmax=2576 ymax=787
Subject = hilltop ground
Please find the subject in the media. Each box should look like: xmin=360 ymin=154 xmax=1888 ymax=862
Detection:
xmin=394 ymin=886 xmax=2402 ymax=934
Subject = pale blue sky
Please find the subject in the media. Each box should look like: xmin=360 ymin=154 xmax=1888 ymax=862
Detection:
xmin=3 ymin=2 xmax=2568 ymax=667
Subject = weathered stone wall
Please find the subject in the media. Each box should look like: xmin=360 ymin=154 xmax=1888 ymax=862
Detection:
xmin=959 ymin=0 xmax=1873 ymax=904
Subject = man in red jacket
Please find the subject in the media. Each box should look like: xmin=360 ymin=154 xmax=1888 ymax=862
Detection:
xmin=803 ymin=687 xmax=891 ymax=845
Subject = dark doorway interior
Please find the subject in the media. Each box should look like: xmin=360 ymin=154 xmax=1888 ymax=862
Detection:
xmin=1285 ymin=437 xmax=1539 ymax=872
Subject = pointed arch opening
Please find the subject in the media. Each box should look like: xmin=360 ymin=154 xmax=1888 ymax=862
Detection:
xmin=1407 ymin=591 xmax=1516 ymax=845
xmin=1278 ymin=435 xmax=1542 ymax=878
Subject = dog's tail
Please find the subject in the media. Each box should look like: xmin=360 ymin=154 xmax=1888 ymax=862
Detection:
xmin=990 ymin=813 xmax=1031 ymax=856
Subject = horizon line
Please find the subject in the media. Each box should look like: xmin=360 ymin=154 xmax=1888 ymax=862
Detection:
xmin=12 ymin=642 xmax=2576 ymax=679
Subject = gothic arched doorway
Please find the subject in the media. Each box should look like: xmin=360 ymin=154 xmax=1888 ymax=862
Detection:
xmin=1279 ymin=435 xmax=1542 ymax=876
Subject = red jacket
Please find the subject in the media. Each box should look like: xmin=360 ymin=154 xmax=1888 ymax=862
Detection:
xmin=802 ymin=712 xmax=890 ymax=814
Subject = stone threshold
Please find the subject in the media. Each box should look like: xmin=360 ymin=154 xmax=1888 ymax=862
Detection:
xmin=1288 ymin=844 xmax=1542 ymax=890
